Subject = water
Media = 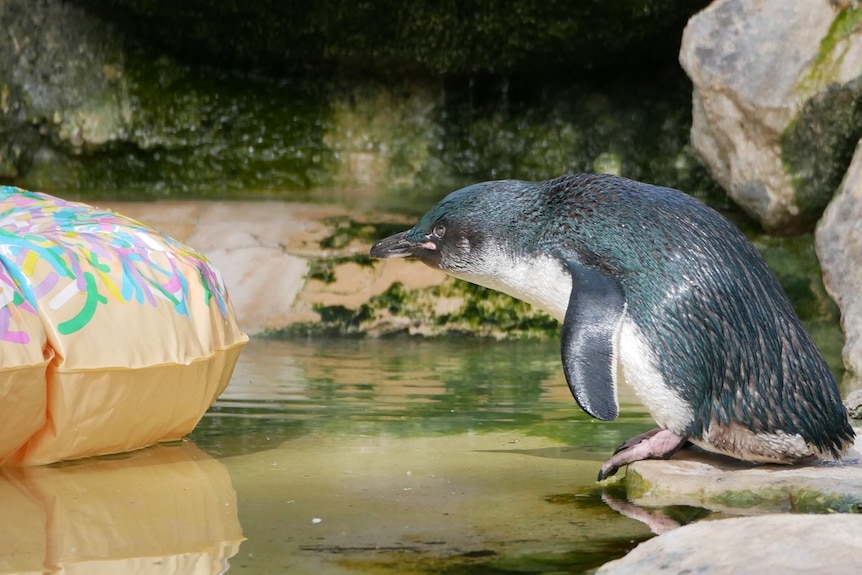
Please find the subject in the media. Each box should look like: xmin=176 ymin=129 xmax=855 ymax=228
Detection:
xmin=0 ymin=337 xmax=716 ymax=574
xmin=196 ymin=337 xmax=666 ymax=574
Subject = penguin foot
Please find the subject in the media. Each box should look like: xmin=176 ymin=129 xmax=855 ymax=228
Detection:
xmin=598 ymin=428 xmax=688 ymax=481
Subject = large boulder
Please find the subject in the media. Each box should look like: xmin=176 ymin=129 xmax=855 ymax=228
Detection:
xmin=618 ymin=435 xmax=862 ymax=514
xmin=817 ymin=138 xmax=862 ymax=390
xmin=596 ymin=514 xmax=862 ymax=574
xmin=680 ymin=0 xmax=862 ymax=233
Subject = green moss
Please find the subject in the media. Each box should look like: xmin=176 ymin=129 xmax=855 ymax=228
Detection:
xmin=790 ymin=489 xmax=862 ymax=514
xmin=711 ymin=487 xmax=792 ymax=511
xmin=26 ymin=52 xmax=337 ymax=200
xmin=781 ymin=81 xmax=862 ymax=229
xmin=324 ymin=85 xmax=441 ymax=195
xmin=306 ymin=260 xmax=337 ymax=284
xmin=266 ymin=276 xmax=561 ymax=340
xmin=711 ymin=487 xmax=862 ymax=514
xmin=319 ymin=217 xmax=408 ymax=249
xmin=368 ymin=281 xmax=433 ymax=320
xmin=783 ymin=7 xmax=862 ymax=228
xmin=12 ymin=29 xmax=722 ymax=213
xmin=626 ymin=469 xmax=862 ymax=514
xmin=432 ymin=279 xmax=560 ymax=337
xmin=800 ymin=7 xmax=862 ymax=94
xmin=621 ymin=467 xmax=652 ymax=501
xmin=73 ymin=0 xmax=709 ymax=76
xmin=307 ymin=254 xmax=374 ymax=284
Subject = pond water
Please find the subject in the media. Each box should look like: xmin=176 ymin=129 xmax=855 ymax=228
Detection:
xmin=195 ymin=337 xmax=674 ymax=574
xmin=0 ymin=336 xmax=730 ymax=575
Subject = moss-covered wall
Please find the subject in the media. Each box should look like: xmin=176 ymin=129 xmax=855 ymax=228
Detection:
xmin=8 ymin=54 xmax=723 ymax=212
xmin=69 ymin=0 xmax=709 ymax=75
xmin=0 ymin=0 xmax=721 ymax=210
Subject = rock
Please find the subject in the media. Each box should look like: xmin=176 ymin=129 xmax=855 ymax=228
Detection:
xmin=101 ymin=200 xmax=559 ymax=339
xmin=73 ymin=0 xmax=708 ymax=75
xmin=2 ymin=0 xmax=717 ymax=207
xmin=845 ymin=389 xmax=862 ymax=418
xmin=817 ymin=139 xmax=862 ymax=390
xmin=102 ymin=201 xmax=357 ymax=336
xmin=596 ymin=513 xmax=862 ymax=575
xmin=99 ymin=199 xmax=846 ymax=346
xmin=618 ymin=430 xmax=862 ymax=514
xmin=679 ymin=0 xmax=862 ymax=232
xmin=0 ymin=0 xmax=131 ymax=171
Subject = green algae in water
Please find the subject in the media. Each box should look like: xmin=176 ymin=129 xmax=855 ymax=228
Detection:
xmin=711 ymin=487 xmax=862 ymax=514
xmin=191 ymin=337 xmax=652 ymax=449
xmin=188 ymin=338 xmax=664 ymax=573
xmin=336 ymin=539 xmax=651 ymax=575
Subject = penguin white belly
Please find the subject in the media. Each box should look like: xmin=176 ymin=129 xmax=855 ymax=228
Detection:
xmin=449 ymin=250 xmax=572 ymax=322
xmin=616 ymin=319 xmax=693 ymax=433
xmin=450 ymin=248 xmax=693 ymax=432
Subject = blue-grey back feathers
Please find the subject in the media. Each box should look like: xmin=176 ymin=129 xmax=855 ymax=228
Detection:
xmin=371 ymin=172 xmax=855 ymax=459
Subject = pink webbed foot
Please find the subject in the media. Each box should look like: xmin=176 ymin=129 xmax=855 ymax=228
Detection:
xmin=598 ymin=428 xmax=689 ymax=481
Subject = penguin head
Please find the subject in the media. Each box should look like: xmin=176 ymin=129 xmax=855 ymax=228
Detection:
xmin=370 ymin=180 xmax=532 ymax=273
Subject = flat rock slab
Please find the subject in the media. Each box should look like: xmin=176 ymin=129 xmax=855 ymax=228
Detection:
xmin=621 ymin=429 xmax=862 ymax=514
xmin=99 ymin=200 xmax=444 ymax=336
xmin=596 ymin=513 xmax=862 ymax=575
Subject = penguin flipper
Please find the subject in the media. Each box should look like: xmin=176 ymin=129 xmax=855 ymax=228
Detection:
xmin=561 ymin=263 xmax=626 ymax=421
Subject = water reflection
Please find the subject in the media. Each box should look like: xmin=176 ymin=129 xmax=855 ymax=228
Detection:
xmin=191 ymin=337 xmax=656 ymax=460
xmin=2 ymin=332 xmax=842 ymax=574
xmin=0 ymin=442 xmax=242 ymax=575
xmin=185 ymin=338 xmax=667 ymax=573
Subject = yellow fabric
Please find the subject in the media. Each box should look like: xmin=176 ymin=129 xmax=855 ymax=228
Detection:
xmin=0 ymin=187 xmax=248 ymax=465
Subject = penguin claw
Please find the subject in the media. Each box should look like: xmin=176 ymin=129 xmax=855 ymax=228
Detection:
xmin=598 ymin=428 xmax=688 ymax=481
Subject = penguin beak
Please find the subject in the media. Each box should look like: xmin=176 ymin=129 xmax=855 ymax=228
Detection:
xmin=370 ymin=230 xmax=418 ymax=258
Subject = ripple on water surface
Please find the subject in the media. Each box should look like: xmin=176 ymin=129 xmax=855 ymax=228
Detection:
xmin=182 ymin=337 xmax=693 ymax=574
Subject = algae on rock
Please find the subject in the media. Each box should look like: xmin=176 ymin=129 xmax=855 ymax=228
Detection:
xmin=3 ymin=0 xmax=721 ymax=212
xmin=272 ymin=277 xmax=560 ymax=340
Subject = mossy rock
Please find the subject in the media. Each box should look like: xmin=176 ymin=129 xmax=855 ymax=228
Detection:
xmin=267 ymin=278 xmax=561 ymax=340
xmin=72 ymin=0 xmax=710 ymax=75
xmin=622 ymin=453 xmax=862 ymax=515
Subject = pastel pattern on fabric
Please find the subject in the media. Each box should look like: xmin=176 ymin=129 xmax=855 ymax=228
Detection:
xmin=0 ymin=187 xmax=248 ymax=465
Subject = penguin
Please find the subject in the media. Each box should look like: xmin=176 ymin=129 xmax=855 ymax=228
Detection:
xmin=369 ymin=173 xmax=856 ymax=481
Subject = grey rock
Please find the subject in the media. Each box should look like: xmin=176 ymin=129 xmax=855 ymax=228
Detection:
xmin=845 ymin=389 xmax=862 ymax=418
xmin=597 ymin=514 xmax=862 ymax=575
xmin=620 ymin=433 xmax=862 ymax=514
xmin=0 ymin=0 xmax=131 ymax=177
xmin=70 ymin=0 xmax=708 ymax=75
xmin=0 ymin=0 xmax=715 ymax=202
xmin=680 ymin=0 xmax=862 ymax=232
xmin=817 ymin=140 xmax=862 ymax=390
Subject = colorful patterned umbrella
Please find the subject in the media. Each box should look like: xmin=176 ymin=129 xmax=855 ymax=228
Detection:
xmin=0 ymin=187 xmax=247 ymax=465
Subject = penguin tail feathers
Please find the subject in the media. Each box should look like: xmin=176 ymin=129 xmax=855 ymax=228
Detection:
xmin=813 ymin=420 xmax=856 ymax=461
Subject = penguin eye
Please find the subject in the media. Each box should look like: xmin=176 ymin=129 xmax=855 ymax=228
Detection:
xmin=432 ymin=224 xmax=446 ymax=239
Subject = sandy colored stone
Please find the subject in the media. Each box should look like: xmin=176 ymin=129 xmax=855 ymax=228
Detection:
xmin=100 ymin=200 xmax=445 ymax=335
xmin=597 ymin=513 xmax=862 ymax=575
xmin=817 ymin=139 xmax=862 ymax=390
xmin=300 ymin=258 xmax=446 ymax=310
xmin=619 ymin=429 xmax=862 ymax=514
xmin=680 ymin=0 xmax=862 ymax=231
